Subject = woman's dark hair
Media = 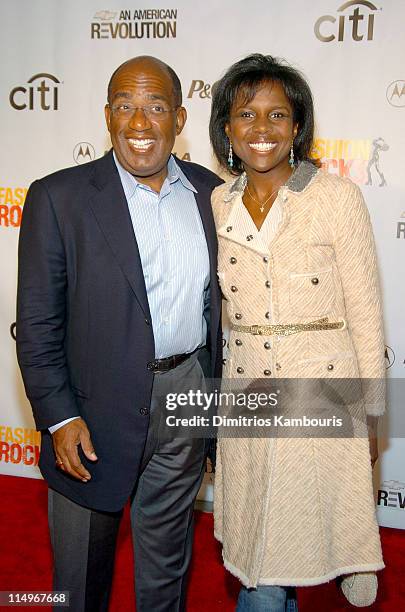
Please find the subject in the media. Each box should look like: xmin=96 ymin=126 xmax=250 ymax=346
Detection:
xmin=209 ymin=54 xmax=316 ymax=175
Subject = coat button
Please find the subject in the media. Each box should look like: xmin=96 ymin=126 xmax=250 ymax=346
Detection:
xmin=327 ymin=363 xmax=334 ymax=371
xmin=235 ymin=339 xmax=243 ymax=346
xmin=237 ymin=367 xmax=244 ymax=374
xmin=264 ymin=342 xmax=271 ymax=349
xmin=235 ymin=313 xmax=242 ymax=320
xmin=222 ymin=358 xmax=227 ymax=365
xmin=265 ymin=280 xmax=271 ymax=288
xmin=263 ymin=256 xmax=269 ymax=263
xmin=140 ymin=407 xmax=149 ymax=416
xmin=311 ymin=277 xmax=319 ymax=285
xmin=231 ymin=285 xmax=238 ymax=292
xmin=275 ymin=363 xmax=281 ymax=370
xmin=230 ymin=257 xmax=237 ymax=264
xmin=144 ymin=318 xmax=151 ymax=325
xmin=226 ymin=226 xmax=232 ymax=232
xmin=246 ymin=235 xmax=253 ymax=241
xmin=264 ymin=369 xmax=271 ymax=376
xmin=265 ymin=312 xmax=270 ymax=319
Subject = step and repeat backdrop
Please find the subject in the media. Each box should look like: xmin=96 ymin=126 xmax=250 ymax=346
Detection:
xmin=1 ymin=0 xmax=404 ymax=528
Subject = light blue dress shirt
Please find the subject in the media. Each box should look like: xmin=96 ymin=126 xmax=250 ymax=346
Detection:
xmin=114 ymin=152 xmax=210 ymax=359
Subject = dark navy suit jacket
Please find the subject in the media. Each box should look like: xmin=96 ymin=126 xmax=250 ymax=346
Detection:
xmin=16 ymin=151 xmax=223 ymax=511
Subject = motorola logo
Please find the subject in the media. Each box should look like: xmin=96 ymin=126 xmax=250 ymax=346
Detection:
xmin=384 ymin=345 xmax=395 ymax=369
xmin=9 ymin=73 xmax=61 ymax=110
xmin=10 ymin=322 xmax=16 ymax=341
xmin=386 ymin=81 xmax=405 ymax=108
xmin=73 ymin=142 xmax=96 ymax=165
xmin=314 ymin=1 xmax=379 ymax=43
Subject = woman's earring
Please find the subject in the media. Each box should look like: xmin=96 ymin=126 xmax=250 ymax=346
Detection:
xmin=228 ymin=140 xmax=234 ymax=168
xmin=289 ymin=141 xmax=295 ymax=168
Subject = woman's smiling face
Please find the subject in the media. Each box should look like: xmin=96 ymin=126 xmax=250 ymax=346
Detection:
xmin=225 ymin=80 xmax=298 ymax=177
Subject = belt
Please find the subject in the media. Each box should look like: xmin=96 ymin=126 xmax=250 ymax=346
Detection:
xmin=147 ymin=351 xmax=193 ymax=373
xmin=231 ymin=317 xmax=346 ymax=337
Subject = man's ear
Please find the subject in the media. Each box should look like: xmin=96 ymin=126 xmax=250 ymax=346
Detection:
xmin=104 ymin=104 xmax=111 ymax=133
xmin=175 ymin=107 xmax=187 ymax=135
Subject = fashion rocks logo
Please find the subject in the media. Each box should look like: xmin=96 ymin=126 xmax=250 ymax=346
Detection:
xmin=91 ymin=8 xmax=178 ymax=39
xmin=0 ymin=185 xmax=27 ymax=228
xmin=312 ymin=137 xmax=389 ymax=186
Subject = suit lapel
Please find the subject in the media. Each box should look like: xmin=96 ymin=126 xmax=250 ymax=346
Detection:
xmin=178 ymin=160 xmax=222 ymax=375
xmin=178 ymin=161 xmax=219 ymax=286
xmin=88 ymin=152 xmax=151 ymax=319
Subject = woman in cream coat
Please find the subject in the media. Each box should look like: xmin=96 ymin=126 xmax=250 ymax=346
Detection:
xmin=209 ymin=54 xmax=385 ymax=611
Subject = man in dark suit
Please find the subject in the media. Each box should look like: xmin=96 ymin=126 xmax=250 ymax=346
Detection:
xmin=16 ymin=55 xmax=222 ymax=611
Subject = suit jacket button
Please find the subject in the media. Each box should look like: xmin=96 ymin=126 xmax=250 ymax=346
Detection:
xmin=264 ymin=342 xmax=271 ymax=349
xmin=140 ymin=407 xmax=149 ymax=416
xmin=265 ymin=281 xmax=271 ymax=288
xmin=230 ymin=257 xmax=237 ymax=264
xmin=236 ymin=367 xmax=244 ymax=374
xmin=231 ymin=285 xmax=238 ymax=292
xmin=235 ymin=313 xmax=242 ymax=320
xmin=327 ymin=363 xmax=334 ymax=371
xmin=311 ymin=277 xmax=319 ymax=285
xmin=265 ymin=312 xmax=270 ymax=319
xmin=263 ymin=256 xmax=269 ymax=263
xmin=264 ymin=369 xmax=271 ymax=376
xmin=145 ymin=318 xmax=151 ymax=325
xmin=235 ymin=339 xmax=243 ymax=346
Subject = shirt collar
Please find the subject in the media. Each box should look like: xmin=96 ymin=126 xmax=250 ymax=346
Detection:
xmin=113 ymin=151 xmax=197 ymax=199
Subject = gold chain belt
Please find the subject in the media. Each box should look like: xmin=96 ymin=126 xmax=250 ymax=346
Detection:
xmin=231 ymin=317 xmax=346 ymax=337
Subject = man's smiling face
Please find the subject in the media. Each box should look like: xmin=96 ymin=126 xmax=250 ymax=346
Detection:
xmin=105 ymin=57 xmax=186 ymax=192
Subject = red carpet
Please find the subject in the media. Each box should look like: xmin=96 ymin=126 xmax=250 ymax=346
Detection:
xmin=1 ymin=474 xmax=404 ymax=611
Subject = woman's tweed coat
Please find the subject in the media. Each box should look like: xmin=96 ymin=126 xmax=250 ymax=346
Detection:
xmin=212 ymin=162 xmax=385 ymax=587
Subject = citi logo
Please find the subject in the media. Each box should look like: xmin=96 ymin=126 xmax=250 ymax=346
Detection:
xmin=314 ymin=0 xmax=379 ymax=43
xmin=386 ymin=81 xmax=405 ymax=108
xmin=9 ymin=73 xmax=61 ymax=110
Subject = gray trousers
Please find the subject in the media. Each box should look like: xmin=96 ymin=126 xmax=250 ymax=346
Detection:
xmin=48 ymin=351 xmax=207 ymax=612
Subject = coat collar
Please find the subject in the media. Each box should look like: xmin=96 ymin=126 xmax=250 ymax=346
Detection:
xmin=217 ymin=162 xmax=319 ymax=255
xmin=224 ymin=160 xmax=319 ymax=203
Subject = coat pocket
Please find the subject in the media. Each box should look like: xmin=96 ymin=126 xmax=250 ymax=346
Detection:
xmin=296 ymin=352 xmax=363 ymax=406
xmin=289 ymin=268 xmax=335 ymax=317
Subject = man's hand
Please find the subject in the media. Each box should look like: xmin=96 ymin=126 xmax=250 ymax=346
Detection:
xmin=52 ymin=418 xmax=98 ymax=481
xmin=367 ymin=415 xmax=379 ymax=469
